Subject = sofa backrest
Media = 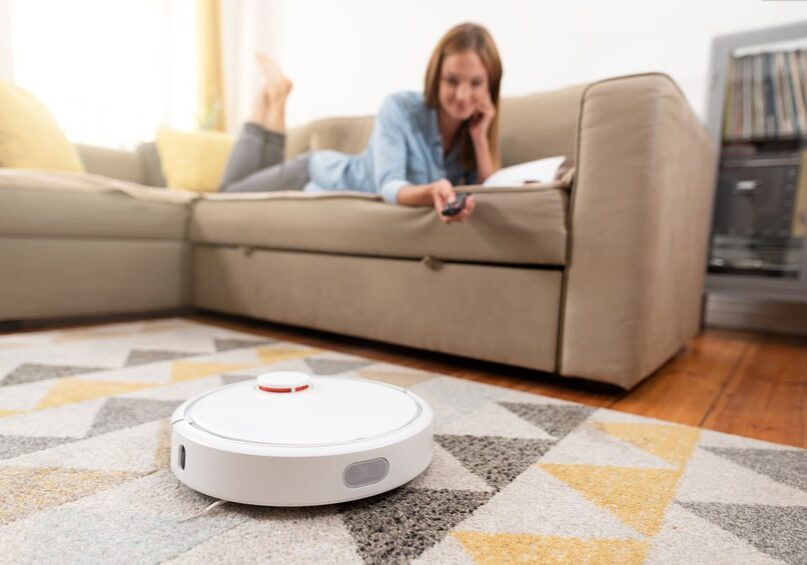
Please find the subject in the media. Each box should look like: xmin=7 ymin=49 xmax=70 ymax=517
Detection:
xmin=499 ymin=83 xmax=585 ymax=167
xmin=77 ymin=144 xmax=149 ymax=185
xmin=76 ymin=142 xmax=167 ymax=187
xmin=286 ymin=82 xmax=587 ymax=167
xmin=287 ymin=116 xmax=375 ymax=157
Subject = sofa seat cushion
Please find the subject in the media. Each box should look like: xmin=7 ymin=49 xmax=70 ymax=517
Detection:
xmin=0 ymin=169 xmax=195 ymax=240
xmin=191 ymin=185 xmax=568 ymax=266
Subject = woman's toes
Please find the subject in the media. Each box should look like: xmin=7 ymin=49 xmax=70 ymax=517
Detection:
xmin=280 ymin=77 xmax=293 ymax=97
xmin=255 ymin=52 xmax=286 ymax=89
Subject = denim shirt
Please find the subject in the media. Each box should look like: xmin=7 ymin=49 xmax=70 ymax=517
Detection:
xmin=303 ymin=91 xmax=477 ymax=204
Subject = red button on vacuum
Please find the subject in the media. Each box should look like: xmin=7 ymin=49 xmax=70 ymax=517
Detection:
xmin=256 ymin=372 xmax=312 ymax=394
xmin=258 ymin=384 xmax=310 ymax=393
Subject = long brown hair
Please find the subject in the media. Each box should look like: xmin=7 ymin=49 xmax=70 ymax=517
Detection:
xmin=424 ymin=22 xmax=502 ymax=172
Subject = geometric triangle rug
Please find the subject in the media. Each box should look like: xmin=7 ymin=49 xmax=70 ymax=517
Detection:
xmin=0 ymin=318 xmax=804 ymax=564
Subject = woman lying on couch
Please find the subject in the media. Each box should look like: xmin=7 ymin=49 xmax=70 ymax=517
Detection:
xmin=219 ymin=22 xmax=502 ymax=224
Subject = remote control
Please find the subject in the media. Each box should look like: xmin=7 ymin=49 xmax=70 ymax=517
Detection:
xmin=441 ymin=192 xmax=470 ymax=217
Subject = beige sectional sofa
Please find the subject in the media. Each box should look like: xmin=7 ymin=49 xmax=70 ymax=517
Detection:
xmin=0 ymin=72 xmax=717 ymax=389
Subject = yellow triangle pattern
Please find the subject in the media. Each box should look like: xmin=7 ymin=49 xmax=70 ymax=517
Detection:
xmin=0 ymin=466 xmax=138 ymax=525
xmin=0 ymin=342 xmax=34 ymax=350
xmin=36 ymin=379 xmax=155 ymax=410
xmin=0 ymin=409 xmax=21 ymax=418
xmin=170 ymin=361 xmax=253 ymax=383
xmin=452 ymin=532 xmax=648 ymax=564
xmin=357 ymin=369 xmax=434 ymax=388
xmin=153 ymin=418 xmax=173 ymax=470
xmin=54 ymin=319 xmax=185 ymax=342
xmin=55 ymin=325 xmax=135 ymax=342
xmin=595 ymin=422 xmax=701 ymax=468
xmin=256 ymin=346 xmax=322 ymax=365
xmin=539 ymin=464 xmax=681 ymax=536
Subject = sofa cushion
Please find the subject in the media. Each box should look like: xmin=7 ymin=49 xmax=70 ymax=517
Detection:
xmin=0 ymin=169 xmax=194 ymax=240
xmin=191 ymin=185 xmax=568 ymax=266
xmin=0 ymin=80 xmax=85 ymax=173
xmin=155 ymin=127 xmax=234 ymax=192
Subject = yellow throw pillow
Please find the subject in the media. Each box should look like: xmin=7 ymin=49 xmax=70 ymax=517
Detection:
xmin=155 ymin=126 xmax=234 ymax=192
xmin=0 ymin=79 xmax=84 ymax=172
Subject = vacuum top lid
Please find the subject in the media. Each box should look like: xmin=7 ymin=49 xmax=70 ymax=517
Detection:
xmin=182 ymin=372 xmax=423 ymax=446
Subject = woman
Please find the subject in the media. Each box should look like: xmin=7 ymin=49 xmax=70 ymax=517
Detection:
xmin=219 ymin=22 xmax=502 ymax=224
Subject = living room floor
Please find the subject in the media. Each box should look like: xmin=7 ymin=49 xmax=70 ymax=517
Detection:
xmin=4 ymin=311 xmax=805 ymax=449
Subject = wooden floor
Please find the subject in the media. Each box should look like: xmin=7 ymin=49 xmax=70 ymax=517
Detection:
xmin=4 ymin=311 xmax=805 ymax=449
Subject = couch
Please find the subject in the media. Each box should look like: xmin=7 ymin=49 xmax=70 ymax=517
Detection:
xmin=0 ymin=72 xmax=717 ymax=389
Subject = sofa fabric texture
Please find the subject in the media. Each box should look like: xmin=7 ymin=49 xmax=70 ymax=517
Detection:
xmin=0 ymin=72 xmax=716 ymax=389
xmin=0 ymin=170 xmax=190 ymax=240
xmin=195 ymin=246 xmax=563 ymax=372
xmin=559 ymin=74 xmax=717 ymax=384
xmin=0 ymin=237 xmax=191 ymax=319
xmin=191 ymin=186 xmax=568 ymax=266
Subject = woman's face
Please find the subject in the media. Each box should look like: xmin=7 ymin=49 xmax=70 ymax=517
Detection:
xmin=438 ymin=50 xmax=489 ymax=122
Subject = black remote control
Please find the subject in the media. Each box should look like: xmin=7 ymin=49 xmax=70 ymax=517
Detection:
xmin=441 ymin=192 xmax=470 ymax=217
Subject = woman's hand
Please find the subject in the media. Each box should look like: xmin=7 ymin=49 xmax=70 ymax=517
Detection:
xmin=431 ymin=179 xmax=476 ymax=224
xmin=468 ymin=89 xmax=496 ymax=142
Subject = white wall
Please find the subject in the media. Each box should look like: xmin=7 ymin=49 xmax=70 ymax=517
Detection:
xmin=9 ymin=0 xmax=198 ymax=147
xmin=0 ymin=0 xmax=12 ymax=79
xmin=241 ymin=0 xmax=807 ymax=129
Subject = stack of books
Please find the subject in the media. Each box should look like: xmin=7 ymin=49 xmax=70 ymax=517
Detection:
xmin=722 ymin=49 xmax=807 ymax=141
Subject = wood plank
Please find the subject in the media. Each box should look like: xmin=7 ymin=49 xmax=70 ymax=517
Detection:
xmin=701 ymin=333 xmax=807 ymax=448
xmin=607 ymin=330 xmax=753 ymax=427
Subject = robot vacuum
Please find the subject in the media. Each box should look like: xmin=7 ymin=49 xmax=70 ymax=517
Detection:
xmin=170 ymin=371 xmax=433 ymax=506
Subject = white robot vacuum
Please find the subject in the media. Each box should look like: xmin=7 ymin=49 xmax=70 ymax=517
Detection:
xmin=170 ymin=371 xmax=434 ymax=506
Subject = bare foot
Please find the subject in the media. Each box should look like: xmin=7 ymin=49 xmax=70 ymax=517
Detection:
xmin=256 ymin=52 xmax=293 ymax=99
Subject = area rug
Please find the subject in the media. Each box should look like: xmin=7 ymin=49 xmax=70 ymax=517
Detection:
xmin=0 ymin=318 xmax=804 ymax=564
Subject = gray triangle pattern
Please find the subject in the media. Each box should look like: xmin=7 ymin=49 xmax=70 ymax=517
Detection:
xmin=214 ymin=338 xmax=275 ymax=352
xmin=304 ymin=358 xmax=374 ymax=376
xmin=339 ymin=487 xmax=491 ymax=563
xmin=2 ymin=363 xmax=104 ymax=386
xmin=87 ymin=398 xmax=183 ymax=437
xmin=0 ymin=435 xmax=75 ymax=460
xmin=435 ymin=434 xmax=556 ymax=490
xmin=124 ymin=349 xmax=200 ymax=366
xmin=680 ymin=502 xmax=807 ymax=564
xmin=498 ymin=402 xmax=594 ymax=440
xmin=704 ymin=447 xmax=807 ymax=493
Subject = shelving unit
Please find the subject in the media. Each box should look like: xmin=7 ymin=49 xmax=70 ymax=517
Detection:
xmin=705 ymin=21 xmax=807 ymax=304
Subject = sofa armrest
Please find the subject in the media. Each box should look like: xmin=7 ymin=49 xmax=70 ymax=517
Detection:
xmin=559 ymin=73 xmax=717 ymax=388
xmin=76 ymin=144 xmax=148 ymax=185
